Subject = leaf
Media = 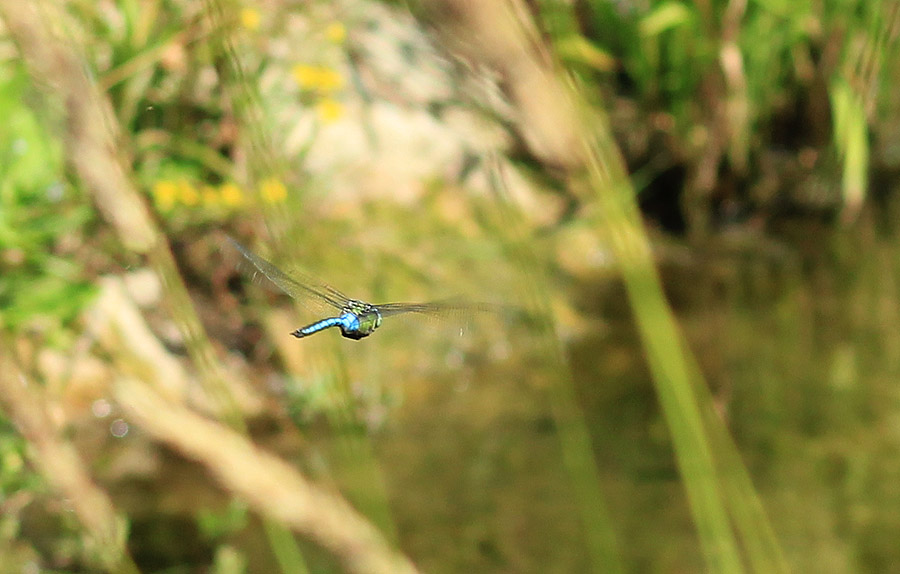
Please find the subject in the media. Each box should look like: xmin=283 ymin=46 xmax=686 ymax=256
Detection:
xmin=639 ymin=2 xmax=693 ymax=37
xmin=557 ymin=35 xmax=616 ymax=72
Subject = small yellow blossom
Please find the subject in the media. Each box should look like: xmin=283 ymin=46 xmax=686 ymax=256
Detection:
xmin=292 ymin=64 xmax=344 ymax=93
xmin=325 ymin=22 xmax=346 ymax=44
xmin=259 ymin=177 xmax=287 ymax=203
xmin=177 ymin=180 xmax=200 ymax=206
xmin=240 ymin=8 xmax=261 ymax=31
xmin=292 ymin=64 xmax=319 ymax=89
xmin=316 ymin=98 xmax=344 ymax=123
xmin=201 ymin=185 xmax=220 ymax=207
xmin=314 ymin=67 xmax=344 ymax=92
xmin=219 ymin=182 xmax=245 ymax=208
xmin=152 ymin=180 xmax=178 ymax=211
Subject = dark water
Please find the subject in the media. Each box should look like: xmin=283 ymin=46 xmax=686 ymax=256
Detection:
xmin=371 ymin=213 xmax=900 ymax=573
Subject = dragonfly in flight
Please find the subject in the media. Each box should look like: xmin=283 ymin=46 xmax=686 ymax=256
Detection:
xmin=229 ymin=237 xmax=496 ymax=340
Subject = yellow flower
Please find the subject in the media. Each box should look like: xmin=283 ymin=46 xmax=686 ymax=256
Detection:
xmin=315 ymin=67 xmax=344 ymax=92
xmin=240 ymin=8 xmax=261 ymax=31
xmin=152 ymin=180 xmax=178 ymax=211
xmin=259 ymin=177 xmax=287 ymax=203
xmin=219 ymin=182 xmax=244 ymax=208
xmin=325 ymin=22 xmax=346 ymax=44
xmin=201 ymin=185 xmax=220 ymax=207
xmin=292 ymin=64 xmax=319 ymax=89
xmin=316 ymin=98 xmax=344 ymax=123
xmin=292 ymin=64 xmax=343 ymax=93
xmin=177 ymin=180 xmax=199 ymax=206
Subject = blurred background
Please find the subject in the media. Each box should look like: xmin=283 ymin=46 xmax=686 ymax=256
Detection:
xmin=1 ymin=0 xmax=899 ymax=572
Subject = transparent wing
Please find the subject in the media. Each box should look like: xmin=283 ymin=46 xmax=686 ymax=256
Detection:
xmin=374 ymin=299 xmax=519 ymax=340
xmin=374 ymin=299 xmax=504 ymax=319
xmin=228 ymin=237 xmax=350 ymax=312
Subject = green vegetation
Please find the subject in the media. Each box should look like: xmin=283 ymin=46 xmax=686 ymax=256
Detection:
xmin=0 ymin=65 xmax=95 ymax=337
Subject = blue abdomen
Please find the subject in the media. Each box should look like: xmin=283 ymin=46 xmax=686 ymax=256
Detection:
xmin=294 ymin=316 xmax=344 ymax=338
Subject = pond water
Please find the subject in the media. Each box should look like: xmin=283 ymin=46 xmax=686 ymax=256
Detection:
xmin=364 ymin=211 xmax=900 ymax=573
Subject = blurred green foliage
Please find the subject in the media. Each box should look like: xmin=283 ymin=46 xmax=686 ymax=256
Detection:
xmin=0 ymin=414 xmax=45 ymax=569
xmin=0 ymin=63 xmax=96 ymax=336
xmin=197 ymin=500 xmax=249 ymax=541
xmin=0 ymin=417 xmax=42 ymax=500
xmin=544 ymin=0 xmax=893 ymax=220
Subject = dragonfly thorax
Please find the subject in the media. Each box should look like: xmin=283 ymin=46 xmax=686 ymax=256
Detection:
xmin=338 ymin=300 xmax=383 ymax=340
xmin=342 ymin=299 xmax=376 ymax=315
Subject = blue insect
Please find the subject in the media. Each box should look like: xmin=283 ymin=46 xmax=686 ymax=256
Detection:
xmin=229 ymin=237 xmax=493 ymax=340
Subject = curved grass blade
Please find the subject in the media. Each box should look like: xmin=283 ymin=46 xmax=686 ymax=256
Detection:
xmin=227 ymin=236 xmax=351 ymax=313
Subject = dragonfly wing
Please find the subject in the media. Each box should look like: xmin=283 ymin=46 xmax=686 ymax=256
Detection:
xmin=374 ymin=299 xmax=513 ymax=338
xmin=375 ymin=299 xmax=504 ymax=318
xmin=228 ymin=237 xmax=349 ymax=312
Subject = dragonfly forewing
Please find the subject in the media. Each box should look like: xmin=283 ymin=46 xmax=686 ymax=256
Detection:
xmin=228 ymin=237 xmax=351 ymax=314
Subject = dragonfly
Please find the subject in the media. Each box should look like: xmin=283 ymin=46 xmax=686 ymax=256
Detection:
xmin=228 ymin=237 xmax=496 ymax=341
